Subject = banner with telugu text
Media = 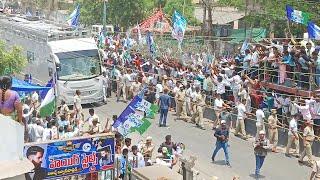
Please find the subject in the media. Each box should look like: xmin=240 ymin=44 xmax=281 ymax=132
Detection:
xmin=24 ymin=135 xmax=115 ymax=179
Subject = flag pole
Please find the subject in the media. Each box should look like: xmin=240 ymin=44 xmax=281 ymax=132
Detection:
xmin=286 ymin=20 xmax=297 ymax=46
xmin=103 ymin=0 xmax=107 ymax=36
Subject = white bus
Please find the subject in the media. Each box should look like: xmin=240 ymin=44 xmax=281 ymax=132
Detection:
xmin=0 ymin=15 xmax=105 ymax=105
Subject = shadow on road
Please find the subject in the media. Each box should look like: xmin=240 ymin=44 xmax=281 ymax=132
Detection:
xmin=211 ymin=160 xmax=227 ymax=166
xmin=249 ymin=173 xmax=266 ymax=179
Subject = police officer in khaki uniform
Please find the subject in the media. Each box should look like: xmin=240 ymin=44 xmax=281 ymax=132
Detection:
xmin=175 ymin=85 xmax=186 ymax=120
xmin=195 ymin=91 xmax=206 ymax=130
xmin=299 ymin=119 xmax=315 ymax=166
xmin=268 ymin=109 xmax=279 ymax=152
xmin=191 ymin=88 xmax=205 ymax=129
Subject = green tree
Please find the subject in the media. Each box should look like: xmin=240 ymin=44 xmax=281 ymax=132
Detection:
xmin=108 ymin=0 xmax=146 ymax=29
xmin=74 ymin=0 xmax=198 ymax=29
xmin=75 ymin=0 xmax=146 ymax=29
xmin=0 ymin=41 xmax=27 ymax=76
xmin=218 ymin=0 xmax=320 ymax=37
xmin=163 ymin=0 xmax=198 ymax=25
xmin=75 ymin=0 xmax=103 ymax=27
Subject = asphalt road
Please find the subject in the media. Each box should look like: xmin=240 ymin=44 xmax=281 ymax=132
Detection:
xmin=84 ymin=96 xmax=312 ymax=180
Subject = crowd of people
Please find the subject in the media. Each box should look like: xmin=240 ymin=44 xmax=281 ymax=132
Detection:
xmin=97 ymin=32 xmax=320 ymax=178
xmin=1 ymin=31 xmax=320 ymax=179
xmin=0 ymin=74 xmax=185 ymax=180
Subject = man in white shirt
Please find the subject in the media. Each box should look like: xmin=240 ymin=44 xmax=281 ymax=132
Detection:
xmin=27 ymin=120 xmax=37 ymax=142
xmin=203 ymin=74 xmax=213 ymax=95
xmin=282 ymin=96 xmax=291 ymax=124
xmin=31 ymin=91 xmax=39 ymax=108
xmin=51 ymin=124 xmax=59 ymax=140
xmin=214 ymin=76 xmax=229 ymax=100
xmin=285 ymin=114 xmax=299 ymax=156
xmin=122 ymin=138 xmax=132 ymax=152
xmin=130 ymin=145 xmax=145 ymax=168
xmin=123 ymin=70 xmax=132 ymax=101
xmin=190 ymin=86 xmax=198 ymax=116
xmin=63 ymin=125 xmax=79 ymax=139
xmin=102 ymin=71 xmax=109 ymax=102
xmin=235 ymin=99 xmax=249 ymax=139
xmin=34 ymin=120 xmax=44 ymax=142
xmin=86 ymin=108 xmax=100 ymax=126
xmin=294 ymin=99 xmax=314 ymax=121
xmin=289 ymin=97 xmax=299 ymax=116
xmin=213 ymin=94 xmax=229 ymax=129
xmin=23 ymin=100 xmax=33 ymax=124
xmin=42 ymin=123 xmax=52 ymax=141
xmin=73 ymin=90 xmax=82 ymax=120
xmin=255 ymin=106 xmax=265 ymax=138
xmin=155 ymin=83 xmax=163 ymax=100
xmin=228 ymin=72 xmax=242 ymax=104
xmin=250 ymin=48 xmax=259 ymax=77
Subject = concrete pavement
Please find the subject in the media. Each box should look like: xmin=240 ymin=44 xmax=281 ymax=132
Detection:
xmin=85 ymin=97 xmax=312 ymax=180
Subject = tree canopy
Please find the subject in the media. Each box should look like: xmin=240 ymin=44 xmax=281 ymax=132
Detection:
xmin=74 ymin=0 xmax=198 ymax=29
xmin=75 ymin=0 xmax=104 ymax=27
xmin=108 ymin=0 xmax=145 ymax=29
xmin=163 ymin=0 xmax=197 ymax=25
xmin=0 ymin=41 xmax=27 ymax=76
xmin=218 ymin=0 xmax=320 ymax=37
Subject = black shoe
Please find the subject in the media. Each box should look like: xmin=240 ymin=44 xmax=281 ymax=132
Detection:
xmin=159 ymin=124 xmax=162 ymax=127
xmin=226 ymin=162 xmax=231 ymax=167
xmin=211 ymin=157 xmax=215 ymax=162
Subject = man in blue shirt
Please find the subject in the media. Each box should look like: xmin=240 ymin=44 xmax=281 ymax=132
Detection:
xmin=119 ymin=148 xmax=129 ymax=179
xmin=211 ymin=120 xmax=231 ymax=166
xmin=158 ymin=88 xmax=171 ymax=127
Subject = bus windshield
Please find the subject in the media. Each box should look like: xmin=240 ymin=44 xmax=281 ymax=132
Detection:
xmin=56 ymin=50 xmax=101 ymax=81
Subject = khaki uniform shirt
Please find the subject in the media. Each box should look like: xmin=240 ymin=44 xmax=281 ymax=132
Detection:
xmin=176 ymin=90 xmax=186 ymax=102
xmin=304 ymin=126 xmax=315 ymax=142
xmin=198 ymin=93 xmax=206 ymax=106
xmin=141 ymin=143 xmax=155 ymax=158
xmin=268 ymin=115 xmax=278 ymax=129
